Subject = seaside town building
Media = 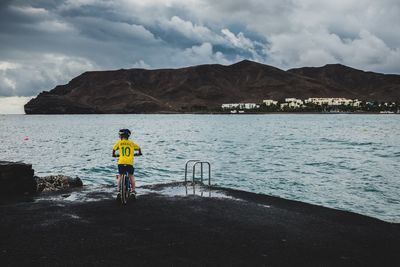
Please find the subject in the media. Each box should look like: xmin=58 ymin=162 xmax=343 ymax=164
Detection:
xmin=262 ymin=99 xmax=278 ymax=106
xmin=285 ymin=98 xmax=304 ymax=104
xmin=221 ymin=103 xmax=239 ymax=109
xmin=222 ymin=98 xmax=398 ymax=112
xmin=353 ymin=100 xmax=362 ymax=107
xmin=304 ymin=98 xmax=361 ymax=106
xmin=284 ymin=98 xmax=304 ymax=108
xmin=288 ymin=102 xmax=301 ymax=108
xmin=280 ymin=103 xmax=289 ymax=109
xmin=221 ymin=103 xmax=260 ymax=110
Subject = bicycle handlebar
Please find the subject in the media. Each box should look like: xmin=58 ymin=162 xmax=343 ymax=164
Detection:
xmin=113 ymin=153 xmax=142 ymax=157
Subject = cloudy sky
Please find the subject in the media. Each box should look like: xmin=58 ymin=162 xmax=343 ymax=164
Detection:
xmin=0 ymin=0 xmax=400 ymax=113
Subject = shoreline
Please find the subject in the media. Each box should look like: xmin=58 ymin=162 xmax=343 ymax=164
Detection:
xmin=1 ymin=182 xmax=399 ymax=266
xmin=9 ymin=111 xmax=400 ymax=115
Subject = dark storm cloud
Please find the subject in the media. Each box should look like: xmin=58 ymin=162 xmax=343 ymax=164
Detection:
xmin=0 ymin=0 xmax=399 ymax=102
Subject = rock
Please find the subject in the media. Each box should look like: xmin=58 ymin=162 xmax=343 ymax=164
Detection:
xmin=0 ymin=161 xmax=83 ymax=196
xmin=68 ymin=176 xmax=84 ymax=187
xmin=35 ymin=175 xmax=83 ymax=193
xmin=0 ymin=161 xmax=36 ymax=194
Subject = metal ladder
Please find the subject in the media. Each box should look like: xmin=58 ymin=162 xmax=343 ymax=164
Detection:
xmin=184 ymin=160 xmax=211 ymax=186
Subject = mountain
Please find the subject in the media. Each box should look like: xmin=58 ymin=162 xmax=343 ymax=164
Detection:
xmin=24 ymin=60 xmax=400 ymax=114
xmin=288 ymin=64 xmax=400 ymax=102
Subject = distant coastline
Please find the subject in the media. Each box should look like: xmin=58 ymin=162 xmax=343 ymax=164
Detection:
xmin=24 ymin=60 xmax=400 ymax=115
xmin=22 ymin=111 xmax=400 ymax=115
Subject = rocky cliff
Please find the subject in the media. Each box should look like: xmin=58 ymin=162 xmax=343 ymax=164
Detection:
xmin=24 ymin=60 xmax=400 ymax=114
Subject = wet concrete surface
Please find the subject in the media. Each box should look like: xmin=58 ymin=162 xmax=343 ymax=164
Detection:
xmin=0 ymin=182 xmax=399 ymax=266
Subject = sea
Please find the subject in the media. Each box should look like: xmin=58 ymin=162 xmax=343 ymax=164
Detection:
xmin=1 ymin=114 xmax=399 ymax=222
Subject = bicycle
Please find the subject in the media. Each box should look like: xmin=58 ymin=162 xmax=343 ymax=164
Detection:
xmin=114 ymin=152 xmax=142 ymax=205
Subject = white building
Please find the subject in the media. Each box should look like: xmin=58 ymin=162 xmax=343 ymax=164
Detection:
xmin=243 ymin=103 xmax=260 ymax=109
xmin=263 ymin=99 xmax=278 ymax=106
xmin=221 ymin=103 xmax=240 ymax=109
xmin=283 ymin=98 xmax=303 ymax=108
xmin=352 ymin=100 xmax=362 ymax=107
xmin=221 ymin=103 xmax=260 ymax=110
xmin=382 ymin=102 xmax=395 ymax=107
xmin=280 ymin=103 xmax=289 ymax=109
xmin=288 ymin=102 xmax=302 ymax=108
xmin=305 ymin=98 xmax=354 ymax=106
xmin=285 ymin=98 xmax=303 ymax=105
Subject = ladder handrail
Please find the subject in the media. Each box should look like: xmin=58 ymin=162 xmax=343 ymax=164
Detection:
xmin=193 ymin=161 xmax=211 ymax=186
xmin=184 ymin=160 xmax=200 ymax=183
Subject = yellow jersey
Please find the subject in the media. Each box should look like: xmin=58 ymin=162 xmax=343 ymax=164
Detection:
xmin=113 ymin=139 xmax=141 ymax=165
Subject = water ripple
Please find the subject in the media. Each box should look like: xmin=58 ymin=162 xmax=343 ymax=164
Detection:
xmin=1 ymin=114 xmax=399 ymax=222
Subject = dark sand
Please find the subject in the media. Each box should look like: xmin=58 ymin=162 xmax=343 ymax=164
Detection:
xmin=1 ymin=183 xmax=399 ymax=266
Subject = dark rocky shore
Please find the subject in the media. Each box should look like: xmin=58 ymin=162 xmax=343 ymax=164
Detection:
xmin=1 ymin=162 xmax=399 ymax=266
xmin=0 ymin=183 xmax=399 ymax=266
xmin=0 ymin=161 xmax=83 ymax=195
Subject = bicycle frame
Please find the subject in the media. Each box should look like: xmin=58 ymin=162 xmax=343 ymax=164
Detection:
xmin=119 ymin=171 xmax=131 ymax=205
xmin=114 ymin=152 xmax=141 ymax=204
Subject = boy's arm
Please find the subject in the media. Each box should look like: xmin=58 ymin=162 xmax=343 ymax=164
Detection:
xmin=112 ymin=141 xmax=119 ymax=157
xmin=133 ymin=142 xmax=142 ymax=155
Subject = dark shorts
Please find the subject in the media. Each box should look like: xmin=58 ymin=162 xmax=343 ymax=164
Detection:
xmin=118 ymin=164 xmax=134 ymax=175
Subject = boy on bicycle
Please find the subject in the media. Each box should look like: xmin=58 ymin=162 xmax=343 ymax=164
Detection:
xmin=112 ymin=129 xmax=142 ymax=196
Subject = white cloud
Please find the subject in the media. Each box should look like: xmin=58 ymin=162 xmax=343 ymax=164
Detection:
xmin=0 ymin=0 xmax=399 ymax=113
xmin=9 ymin=5 xmax=50 ymax=18
xmin=8 ymin=4 xmax=74 ymax=34
xmin=266 ymin=29 xmax=400 ymax=71
xmin=35 ymin=20 xmax=75 ymax=33
xmin=190 ymin=0 xmax=295 ymax=34
xmin=0 ymin=96 xmax=33 ymax=114
xmin=61 ymin=0 xmax=111 ymax=9
xmin=131 ymin=60 xmax=151 ymax=69
xmin=1 ymin=77 xmax=16 ymax=91
xmin=176 ymin=43 xmax=231 ymax=66
xmin=0 ymin=62 xmax=20 ymax=71
xmin=192 ymin=0 xmax=400 ymax=72
xmin=221 ymin=29 xmax=254 ymax=50
xmin=72 ymin=17 xmax=158 ymax=43
xmin=0 ymin=54 xmax=97 ymax=96
xmin=162 ymin=16 xmax=224 ymax=44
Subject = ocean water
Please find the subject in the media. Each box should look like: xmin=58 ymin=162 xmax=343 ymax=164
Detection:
xmin=1 ymin=114 xmax=399 ymax=222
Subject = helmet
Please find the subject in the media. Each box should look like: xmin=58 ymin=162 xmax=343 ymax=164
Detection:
xmin=118 ymin=129 xmax=131 ymax=138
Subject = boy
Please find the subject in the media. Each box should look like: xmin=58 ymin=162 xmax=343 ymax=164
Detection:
xmin=112 ymin=129 xmax=142 ymax=196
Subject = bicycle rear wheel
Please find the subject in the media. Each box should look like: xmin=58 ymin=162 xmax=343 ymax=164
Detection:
xmin=120 ymin=174 xmax=128 ymax=205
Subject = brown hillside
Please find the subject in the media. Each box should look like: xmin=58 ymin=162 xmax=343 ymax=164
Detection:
xmin=288 ymin=64 xmax=400 ymax=102
xmin=25 ymin=60 xmax=400 ymax=114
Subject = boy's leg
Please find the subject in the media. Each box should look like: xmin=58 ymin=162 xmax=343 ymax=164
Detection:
xmin=116 ymin=174 xmax=121 ymax=191
xmin=117 ymin=165 xmax=122 ymax=192
xmin=129 ymin=174 xmax=135 ymax=192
